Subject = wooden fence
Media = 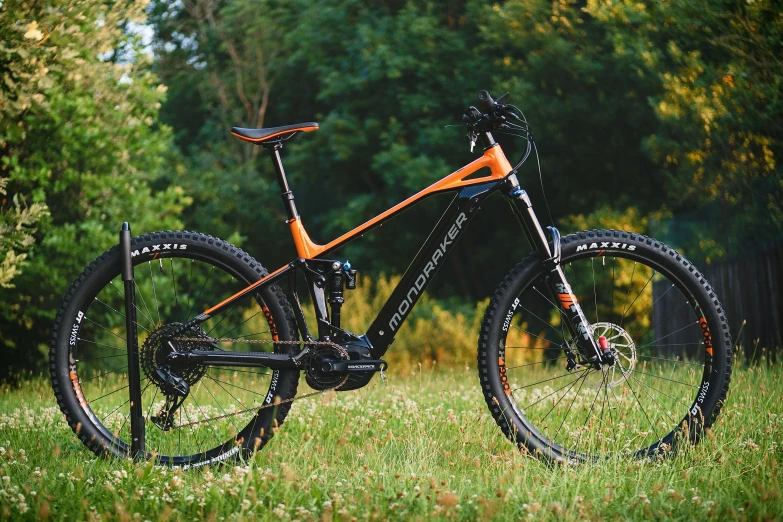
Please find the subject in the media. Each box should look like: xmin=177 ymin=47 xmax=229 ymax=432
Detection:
xmin=652 ymin=243 xmax=783 ymax=360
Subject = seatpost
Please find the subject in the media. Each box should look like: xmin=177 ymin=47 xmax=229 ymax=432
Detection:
xmin=266 ymin=142 xmax=299 ymax=221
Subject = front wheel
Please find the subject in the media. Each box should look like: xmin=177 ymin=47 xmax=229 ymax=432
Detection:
xmin=478 ymin=230 xmax=732 ymax=462
xmin=50 ymin=231 xmax=300 ymax=467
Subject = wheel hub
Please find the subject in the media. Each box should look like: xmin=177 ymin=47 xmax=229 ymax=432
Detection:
xmin=588 ymin=322 xmax=636 ymax=388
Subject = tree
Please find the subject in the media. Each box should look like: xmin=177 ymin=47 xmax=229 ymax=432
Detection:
xmin=587 ymin=0 xmax=783 ymax=260
xmin=0 ymin=0 xmax=189 ymax=379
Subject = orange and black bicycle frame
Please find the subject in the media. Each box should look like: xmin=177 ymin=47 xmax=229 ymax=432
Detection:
xmin=178 ymin=133 xmax=603 ymax=369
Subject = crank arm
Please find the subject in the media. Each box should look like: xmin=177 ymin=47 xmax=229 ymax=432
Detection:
xmin=166 ymin=349 xmax=305 ymax=370
xmin=323 ymin=359 xmax=388 ymax=373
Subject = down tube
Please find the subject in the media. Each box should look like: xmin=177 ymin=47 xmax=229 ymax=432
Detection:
xmin=366 ymin=181 xmax=500 ymax=358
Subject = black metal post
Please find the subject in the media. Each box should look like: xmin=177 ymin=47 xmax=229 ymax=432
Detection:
xmin=120 ymin=222 xmax=145 ymax=457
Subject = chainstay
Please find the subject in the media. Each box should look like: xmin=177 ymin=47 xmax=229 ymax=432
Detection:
xmin=167 ymin=337 xmax=349 ymax=430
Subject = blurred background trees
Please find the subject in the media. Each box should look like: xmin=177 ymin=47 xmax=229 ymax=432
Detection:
xmin=2 ymin=0 xmax=781 ymax=377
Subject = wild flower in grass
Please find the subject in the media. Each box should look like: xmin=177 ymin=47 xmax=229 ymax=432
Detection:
xmin=272 ymin=503 xmax=287 ymax=517
xmin=741 ymin=439 xmax=759 ymax=451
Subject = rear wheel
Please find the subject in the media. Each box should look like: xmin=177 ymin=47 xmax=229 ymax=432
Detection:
xmin=478 ymin=230 xmax=732 ymax=462
xmin=50 ymin=231 xmax=299 ymax=467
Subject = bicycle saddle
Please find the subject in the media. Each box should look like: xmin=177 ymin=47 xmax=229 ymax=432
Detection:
xmin=231 ymin=122 xmax=319 ymax=144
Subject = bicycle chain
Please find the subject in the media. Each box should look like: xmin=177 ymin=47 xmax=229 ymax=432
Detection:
xmin=165 ymin=337 xmax=349 ymax=430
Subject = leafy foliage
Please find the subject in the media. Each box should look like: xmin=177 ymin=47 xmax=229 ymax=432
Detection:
xmin=0 ymin=0 xmax=189 ymax=378
xmin=0 ymin=178 xmax=48 ymax=288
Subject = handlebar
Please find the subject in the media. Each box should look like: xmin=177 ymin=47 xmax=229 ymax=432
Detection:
xmin=462 ymin=90 xmax=533 ymax=170
xmin=463 ymin=90 xmax=517 ymax=128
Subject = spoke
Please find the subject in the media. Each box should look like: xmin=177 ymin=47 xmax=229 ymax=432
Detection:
xmin=553 ymin=365 xmax=590 ymax=442
xmin=591 ymin=258 xmax=598 ymax=324
xmin=90 ymin=377 xmax=147 ymax=404
xmin=205 ymin=374 xmax=262 ymax=399
xmin=205 ymin=299 xmax=242 ymax=337
xmin=509 ymin=325 xmax=563 ymax=348
xmin=511 ymin=369 xmax=588 ymax=392
xmin=186 ymin=259 xmax=194 ymax=323
xmin=632 ymin=300 xmax=692 ymax=346
xmin=109 ymin=280 xmax=155 ymax=329
xmin=532 ymin=285 xmax=570 ymax=323
xmin=133 ymin=278 xmax=157 ymax=329
xmin=177 ymin=387 xmax=206 ymax=454
xmin=83 ymin=315 xmax=126 ymax=343
xmin=209 ymin=367 xmax=274 ymax=378
xmin=611 ymin=257 xmax=616 ymax=321
xmin=578 ymin=370 xmax=607 ymax=451
xmin=540 ymin=370 xmax=590 ymax=426
xmin=620 ymin=371 xmax=661 ymax=444
xmin=187 ymin=266 xmax=215 ymax=320
xmin=170 ymin=258 xmax=181 ymax=322
xmin=144 ymin=386 xmax=160 ymax=426
xmin=507 ymin=357 xmax=561 ymax=371
xmin=79 ymin=365 xmax=129 ymax=383
xmin=116 ymin=412 xmax=129 ymax=439
xmin=229 ymin=330 xmax=272 ymax=341
xmin=620 ymin=262 xmax=637 ymax=328
xmin=94 ymin=297 xmax=151 ymax=334
xmin=531 ymin=285 xmax=569 ymax=350
xmin=518 ymin=305 xmax=565 ymax=338
xmin=200 ymin=379 xmax=241 ymax=435
xmin=102 ymin=396 xmax=130 ymax=425
xmin=80 ymin=353 xmax=127 ymax=362
xmin=78 ymin=337 xmax=125 ymax=352
xmin=90 ymin=384 xmax=128 ymax=403
xmin=621 ymin=270 xmax=656 ymax=325
xmin=220 ymin=309 xmax=265 ymax=339
xmin=625 ymin=283 xmax=677 ymax=331
xmin=567 ymin=262 xmax=584 ymax=308
xmin=187 ymin=386 xmax=222 ymax=437
xmin=638 ymin=342 xmax=703 ymax=348
xmin=636 ymin=320 xmax=699 ymax=350
xmin=636 ymin=354 xmax=704 ymax=367
xmin=506 ymin=345 xmax=566 ymax=350
xmin=148 ymin=261 xmax=162 ymax=325
xmin=101 ymin=381 xmax=152 ymax=424
xmin=633 ymin=369 xmax=696 ymax=388
xmin=628 ymin=373 xmax=692 ymax=410
xmin=599 ymin=370 xmax=613 ymax=429
xmin=522 ymin=369 xmax=590 ymax=411
xmin=626 ymin=374 xmax=679 ymax=425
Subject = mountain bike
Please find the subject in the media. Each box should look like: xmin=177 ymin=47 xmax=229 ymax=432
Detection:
xmin=50 ymin=91 xmax=732 ymax=467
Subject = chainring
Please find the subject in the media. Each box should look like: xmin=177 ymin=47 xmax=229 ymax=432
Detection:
xmin=304 ymin=344 xmax=350 ymax=390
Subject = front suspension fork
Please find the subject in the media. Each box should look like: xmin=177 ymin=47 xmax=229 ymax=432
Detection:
xmin=503 ymin=176 xmax=606 ymax=366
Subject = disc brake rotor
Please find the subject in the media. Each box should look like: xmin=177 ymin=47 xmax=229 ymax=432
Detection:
xmin=588 ymin=322 xmax=636 ymax=388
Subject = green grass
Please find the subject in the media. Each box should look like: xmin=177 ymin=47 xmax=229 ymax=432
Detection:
xmin=1 ymin=360 xmax=781 ymax=521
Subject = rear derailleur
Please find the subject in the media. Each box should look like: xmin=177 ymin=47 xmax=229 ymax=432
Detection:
xmin=150 ymin=366 xmax=190 ymax=431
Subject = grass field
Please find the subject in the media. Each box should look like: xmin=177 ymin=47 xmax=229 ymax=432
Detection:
xmin=0 ymin=359 xmax=781 ymax=521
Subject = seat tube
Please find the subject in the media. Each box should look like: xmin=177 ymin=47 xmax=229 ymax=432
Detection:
xmin=267 ymin=143 xmax=298 ymax=221
xmin=504 ymin=181 xmax=603 ymax=362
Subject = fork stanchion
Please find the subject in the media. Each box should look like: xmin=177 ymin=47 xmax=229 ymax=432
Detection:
xmin=120 ymin=222 xmax=145 ymax=457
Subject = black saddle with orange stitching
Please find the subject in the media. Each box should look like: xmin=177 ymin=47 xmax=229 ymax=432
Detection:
xmin=231 ymin=122 xmax=319 ymax=144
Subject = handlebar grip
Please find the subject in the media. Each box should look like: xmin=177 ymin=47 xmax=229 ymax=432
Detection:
xmin=477 ymin=90 xmax=495 ymax=110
